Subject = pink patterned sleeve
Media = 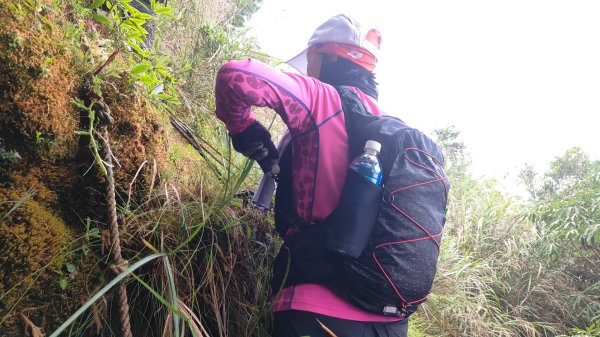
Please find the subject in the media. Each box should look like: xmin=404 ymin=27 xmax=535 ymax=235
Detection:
xmin=215 ymin=59 xmax=325 ymax=222
xmin=214 ymin=58 xmax=316 ymax=136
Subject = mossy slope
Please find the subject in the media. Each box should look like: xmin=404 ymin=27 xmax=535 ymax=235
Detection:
xmin=0 ymin=1 xmax=194 ymax=335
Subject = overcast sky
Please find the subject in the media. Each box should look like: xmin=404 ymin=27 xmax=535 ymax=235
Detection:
xmin=247 ymin=0 xmax=600 ymax=182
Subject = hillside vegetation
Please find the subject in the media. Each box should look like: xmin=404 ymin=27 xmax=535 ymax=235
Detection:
xmin=0 ymin=1 xmax=598 ymax=336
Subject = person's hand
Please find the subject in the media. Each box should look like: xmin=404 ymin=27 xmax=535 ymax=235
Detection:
xmin=231 ymin=121 xmax=279 ymax=174
xmin=239 ymin=142 xmax=280 ymax=174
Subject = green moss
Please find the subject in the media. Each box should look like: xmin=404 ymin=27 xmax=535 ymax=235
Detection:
xmin=99 ymin=75 xmax=176 ymax=198
xmin=3 ymin=31 xmax=20 ymax=50
xmin=0 ymin=162 xmax=107 ymax=336
xmin=0 ymin=168 xmax=72 ymax=333
xmin=0 ymin=1 xmax=83 ymax=161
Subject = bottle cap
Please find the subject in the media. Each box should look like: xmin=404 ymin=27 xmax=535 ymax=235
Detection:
xmin=364 ymin=140 xmax=381 ymax=153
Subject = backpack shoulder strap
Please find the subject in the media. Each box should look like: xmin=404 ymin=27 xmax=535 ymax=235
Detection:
xmin=335 ymin=86 xmax=382 ymax=160
xmin=336 ymin=86 xmax=372 ymax=118
xmin=334 ymin=86 xmax=408 ymax=180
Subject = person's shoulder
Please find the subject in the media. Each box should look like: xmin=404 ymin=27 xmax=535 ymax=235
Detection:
xmin=219 ymin=58 xmax=268 ymax=70
xmin=279 ymin=72 xmax=337 ymax=95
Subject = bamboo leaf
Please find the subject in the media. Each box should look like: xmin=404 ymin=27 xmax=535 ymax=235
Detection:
xmin=141 ymin=75 xmax=158 ymax=85
xmin=92 ymin=14 xmax=111 ymax=27
xmin=128 ymin=17 xmax=147 ymax=25
xmin=155 ymin=93 xmax=181 ymax=104
xmin=90 ymin=0 xmax=105 ymax=10
xmin=132 ymin=12 xmax=154 ymax=20
xmin=122 ymin=3 xmax=140 ymax=15
xmin=131 ymin=63 xmax=153 ymax=74
xmin=155 ymin=7 xmax=172 ymax=14
xmin=127 ymin=40 xmax=148 ymax=56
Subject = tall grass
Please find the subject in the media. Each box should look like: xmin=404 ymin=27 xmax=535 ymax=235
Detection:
xmin=412 ymin=173 xmax=553 ymax=337
xmin=409 ymin=136 xmax=600 ymax=336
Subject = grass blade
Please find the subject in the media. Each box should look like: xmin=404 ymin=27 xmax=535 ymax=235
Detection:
xmin=0 ymin=187 xmax=36 ymax=222
xmin=163 ymin=255 xmax=181 ymax=337
xmin=49 ymin=253 xmax=164 ymax=337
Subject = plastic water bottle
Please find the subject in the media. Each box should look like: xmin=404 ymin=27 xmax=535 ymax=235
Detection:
xmin=326 ymin=140 xmax=384 ymax=258
xmin=349 ymin=140 xmax=382 ymax=186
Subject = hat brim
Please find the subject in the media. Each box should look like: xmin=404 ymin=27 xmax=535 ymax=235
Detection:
xmin=285 ymin=48 xmax=308 ymax=75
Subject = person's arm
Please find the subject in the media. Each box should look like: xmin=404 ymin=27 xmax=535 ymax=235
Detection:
xmin=215 ymin=58 xmax=317 ymax=137
xmin=215 ymin=58 xmax=348 ymax=223
xmin=215 ymin=58 xmax=320 ymax=173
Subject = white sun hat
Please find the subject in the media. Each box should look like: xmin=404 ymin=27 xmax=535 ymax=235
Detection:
xmin=286 ymin=14 xmax=382 ymax=75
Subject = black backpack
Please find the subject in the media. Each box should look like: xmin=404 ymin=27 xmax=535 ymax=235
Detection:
xmin=271 ymin=86 xmax=450 ymax=318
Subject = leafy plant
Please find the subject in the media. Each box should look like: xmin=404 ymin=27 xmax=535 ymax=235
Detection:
xmin=525 ymin=150 xmax=600 ymax=251
xmin=71 ymin=97 xmax=107 ymax=175
xmin=88 ymin=0 xmax=180 ymax=108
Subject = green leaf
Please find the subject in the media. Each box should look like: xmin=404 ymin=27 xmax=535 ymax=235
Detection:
xmin=66 ymin=263 xmax=77 ymax=273
xmin=162 ymin=104 xmax=175 ymax=114
xmin=132 ymin=12 xmax=154 ymax=20
xmin=127 ymin=17 xmax=147 ymax=25
xmin=70 ymin=98 xmax=89 ymax=110
xmin=122 ymin=3 xmax=140 ymax=15
xmin=126 ymin=31 xmax=143 ymax=41
xmin=127 ymin=40 xmax=148 ymax=56
xmin=165 ymin=83 xmax=178 ymax=94
xmin=155 ymin=7 xmax=172 ymax=14
xmin=140 ymin=75 xmax=158 ymax=86
xmin=154 ymin=55 xmax=169 ymax=65
xmin=92 ymin=14 xmax=111 ymax=27
xmin=156 ymin=68 xmax=170 ymax=77
xmin=88 ymin=227 xmax=101 ymax=238
xmin=59 ymin=279 xmax=68 ymax=290
xmin=90 ymin=0 xmax=105 ymax=10
xmin=162 ymin=256 xmax=181 ymax=337
xmin=155 ymin=93 xmax=181 ymax=104
xmin=122 ymin=19 xmax=149 ymax=35
xmin=131 ymin=63 xmax=153 ymax=74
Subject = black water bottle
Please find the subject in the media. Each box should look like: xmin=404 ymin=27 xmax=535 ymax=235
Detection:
xmin=326 ymin=140 xmax=384 ymax=258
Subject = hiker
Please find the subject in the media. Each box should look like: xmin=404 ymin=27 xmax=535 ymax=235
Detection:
xmin=214 ymin=14 xmax=411 ymax=336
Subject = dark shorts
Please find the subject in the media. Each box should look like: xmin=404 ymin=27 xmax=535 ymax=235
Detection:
xmin=273 ymin=310 xmax=408 ymax=337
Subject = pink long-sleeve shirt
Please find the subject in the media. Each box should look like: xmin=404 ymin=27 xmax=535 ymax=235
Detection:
xmin=215 ymin=58 xmax=401 ymax=322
